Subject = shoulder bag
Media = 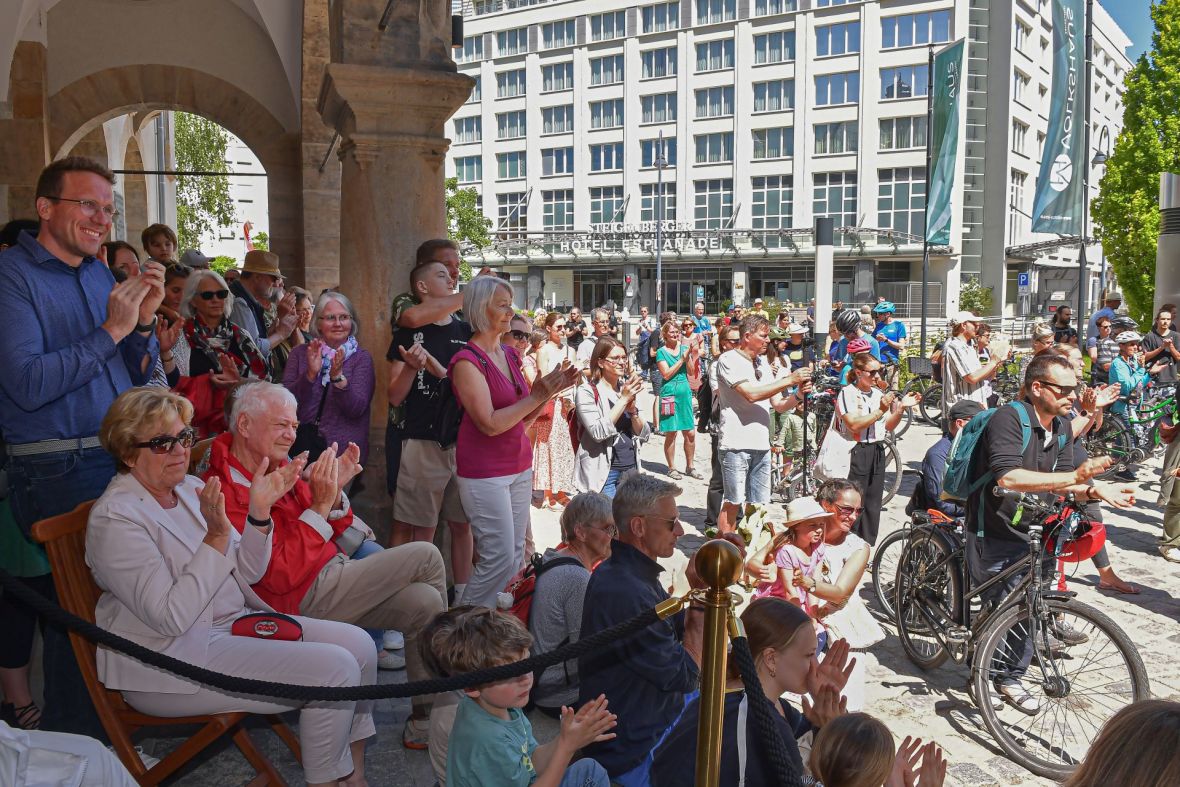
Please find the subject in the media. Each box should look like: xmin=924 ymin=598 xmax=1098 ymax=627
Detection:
xmin=291 ymin=382 xmax=330 ymax=460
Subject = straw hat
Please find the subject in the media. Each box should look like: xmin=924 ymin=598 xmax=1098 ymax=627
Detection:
xmin=782 ymin=497 xmax=833 ymax=530
xmin=242 ymin=249 xmax=282 ymax=278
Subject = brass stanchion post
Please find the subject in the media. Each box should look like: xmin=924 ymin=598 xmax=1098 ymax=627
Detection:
xmin=693 ymin=539 xmax=743 ymax=787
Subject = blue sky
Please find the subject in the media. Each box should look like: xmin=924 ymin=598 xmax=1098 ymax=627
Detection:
xmin=1103 ymin=1 xmax=1153 ymax=59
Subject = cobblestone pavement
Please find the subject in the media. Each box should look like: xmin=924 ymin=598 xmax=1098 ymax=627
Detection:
xmin=154 ymin=414 xmax=1177 ymax=786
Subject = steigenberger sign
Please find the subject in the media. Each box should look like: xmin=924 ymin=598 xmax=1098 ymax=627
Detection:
xmin=559 ymin=221 xmax=726 ymax=253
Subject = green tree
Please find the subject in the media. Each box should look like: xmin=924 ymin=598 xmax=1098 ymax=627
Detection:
xmin=209 ymin=255 xmax=237 ymax=275
xmin=446 ymin=177 xmax=492 ymax=280
xmin=252 ymin=230 xmax=269 ymax=251
xmin=174 ymin=112 xmax=237 ymax=252
xmin=959 ymin=275 xmax=993 ymax=316
xmin=1092 ymin=0 xmax=1180 ymax=327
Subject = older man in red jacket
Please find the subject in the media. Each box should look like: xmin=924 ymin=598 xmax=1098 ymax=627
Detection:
xmin=204 ymin=381 xmax=446 ymax=749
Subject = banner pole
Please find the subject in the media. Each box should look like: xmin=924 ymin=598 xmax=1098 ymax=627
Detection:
xmin=921 ymin=44 xmax=935 ymax=358
xmin=1077 ymin=0 xmax=1093 ymax=346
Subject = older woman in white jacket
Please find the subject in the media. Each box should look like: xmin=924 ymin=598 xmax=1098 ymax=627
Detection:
xmin=573 ymin=336 xmax=651 ymax=497
xmin=86 ymin=388 xmax=376 ymax=787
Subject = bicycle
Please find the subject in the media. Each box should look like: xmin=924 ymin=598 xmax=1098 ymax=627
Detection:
xmin=900 ymin=356 xmax=942 ymax=426
xmin=893 ymin=488 xmax=1148 ymax=778
xmin=1085 ymin=383 xmax=1177 ymax=476
xmin=870 ymin=508 xmax=961 ymax=622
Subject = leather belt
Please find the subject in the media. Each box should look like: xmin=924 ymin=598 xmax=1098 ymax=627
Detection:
xmin=7 ymin=436 xmax=102 ymax=457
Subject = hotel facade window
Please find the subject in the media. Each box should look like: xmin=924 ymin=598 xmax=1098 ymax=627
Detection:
xmin=752 ymin=127 xmax=793 ymax=160
xmin=642 ymin=46 xmax=678 ymax=79
xmin=641 ymin=137 xmax=677 ymax=167
xmin=590 ymin=186 xmax=625 ymax=223
xmin=642 ymin=1 xmax=680 ymax=33
xmin=542 ymin=147 xmax=575 ymax=176
xmin=880 ymin=64 xmax=930 ymax=100
xmin=642 ymin=92 xmax=678 ymax=123
xmin=695 ymin=132 xmax=734 ymax=164
xmin=696 ymin=39 xmax=735 ymax=72
xmin=753 ymin=30 xmax=796 ymax=65
xmin=877 ymin=167 xmax=927 ymax=237
xmin=542 ymin=19 xmax=576 ymax=49
xmin=815 ymin=72 xmax=859 ymax=105
xmin=753 ymin=79 xmax=794 ymax=112
xmin=641 ymin=183 xmax=678 ymax=221
xmin=543 ymin=189 xmax=575 ymax=230
xmin=879 ymin=116 xmax=927 ymax=150
xmin=815 ymin=21 xmax=860 ymax=57
xmin=542 ymin=105 xmax=575 ymax=134
xmin=752 ymin=175 xmax=793 ymax=247
xmin=694 ymin=178 xmax=734 ymax=229
xmin=814 ymin=121 xmax=858 ymax=155
xmin=590 ymin=99 xmax=625 ymax=129
xmin=454 ymin=156 xmax=482 ymax=184
xmin=695 ymin=86 xmax=734 ymax=118
xmin=590 ymin=54 xmax=625 ymax=86
xmin=881 ymin=10 xmax=952 ymax=49
xmin=590 ymin=142 xmax=625 ymax=172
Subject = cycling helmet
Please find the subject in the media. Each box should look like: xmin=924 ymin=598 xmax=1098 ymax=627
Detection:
xmin=1109 ymin=315 xmax=1138 ymax=333
xmin=873 ymin=301 xmax=897 ymax=315
xmin=1115 ymin=330 xmax=1142 ymax=344
xmin=1048 ymin=516 xmax=1107 ymax=563
xmin=847 ymin=337 xmax=872 ymax=354
xmin=835 ymin=309 xmax=863 ymax=334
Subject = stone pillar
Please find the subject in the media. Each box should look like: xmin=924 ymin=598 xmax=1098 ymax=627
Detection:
xmin=731 ymin=262 xmax=749 ymax=307
xmin=854 ymin=259 xmax=875 ymax=304
xmin=300 ymin=0 xmax=342 ymax=294
xmin=622 ymin=263 xmax=640 ymax=316
xmin=0 ymin=42 xmax=50 ymax=223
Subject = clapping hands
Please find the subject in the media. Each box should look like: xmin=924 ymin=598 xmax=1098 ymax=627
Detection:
xmin=805 ymin=638 xmax=855 ymax=699
xmin=535 ymin=360 xmax=581 ymax=401
xmin=886 ymin=737 xmax=947 ymax=787
xmin=199 ymin=477 xmax=233 ymax=554
xmin=558 ymin=694 xmax=617 ymax=750
xmin=210 ymin=352 xmax=242 ymax=388
xmin=248 ymin=452 xmax=307 ymax=521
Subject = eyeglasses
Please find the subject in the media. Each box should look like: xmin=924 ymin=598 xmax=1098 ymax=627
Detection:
xmin=135 ymin=428 xmax=197 ymax=454
xmin=553 ymin=323 xmax=567 ymax=330
xmin=197 ymin=289 xmax=229 ymax=301
xmin=605 ymin=355 xmax=628 ymax=364
xmin=508 ymin=329 xmax=529 ymax=341
xmin=834 ymin=503 xmax=863 ymax=517
xmin=43 ymin=196 xmax=120 ymax=220
xmin=645 ymin=514 xmax=681 ymax=530
xmin=1098 ymin=323 xmax=1111 ymax=329
xmin=592 ymin=522 xmax=620 ymax=538
xmin=1037 ymin=380 xmax=1079 ymax=397
xmin=318 ymin=314 xmax=352 ymax=323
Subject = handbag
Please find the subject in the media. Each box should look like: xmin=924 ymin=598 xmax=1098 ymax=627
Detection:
xmin=813 ymin=426 xmax=854 ymax=481
xmin=231 ymin=612 xmax=303 ymax=641
xmin=660 ymin=396 xmax=677 ymax=418
xmin=291 ymin=382 xmax=330 ymax=460
xmin=435 ymin=346 xmax=490 ymax=448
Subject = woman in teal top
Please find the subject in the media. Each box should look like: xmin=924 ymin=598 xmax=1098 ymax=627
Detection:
xmin=1109 ymin=331 xmax=1166 ymax=416
xmin=656 ymin=321 xmax=703 ymax=480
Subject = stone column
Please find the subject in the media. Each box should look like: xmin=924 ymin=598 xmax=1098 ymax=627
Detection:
xmin=300 ymin=0 xmax=342 ymax=294
xmin=0 ymin=42 xmax=50 ymax=223
xmin=527 ymin=265 xmax=545 ymax=312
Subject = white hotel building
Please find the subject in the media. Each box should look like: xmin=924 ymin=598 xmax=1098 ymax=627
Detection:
xmin=447 ymin=0 xmax=1131 ymax=320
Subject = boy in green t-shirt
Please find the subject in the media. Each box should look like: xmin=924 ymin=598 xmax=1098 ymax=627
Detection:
xmin=435 ymin=608 xmax=616 ymax=787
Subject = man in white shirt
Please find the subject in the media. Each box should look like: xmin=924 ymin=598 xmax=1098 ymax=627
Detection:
xmin=715 ymin=315 xmax=811 ymax=533
xmin=942 ymin=310 xmax=1004 ymax=417
xmin=576 ymin=307 xmax=612 ymax=367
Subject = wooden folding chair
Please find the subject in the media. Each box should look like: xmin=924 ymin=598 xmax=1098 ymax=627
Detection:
xmin=32 ymin=501 xmax=302 ymax=786
xmin=188 ymin=437 xmax=215 ymax=476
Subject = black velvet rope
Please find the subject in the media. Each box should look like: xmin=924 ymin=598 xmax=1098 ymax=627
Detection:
xmin=728 ymin=634 xmax=806 ymax=787
xmin=0 ymin=567 xmax=660 ymax=703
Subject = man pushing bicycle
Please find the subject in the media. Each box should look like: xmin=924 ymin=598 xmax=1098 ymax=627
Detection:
xmin=962 ymin=353 xmax=1135 ymax=714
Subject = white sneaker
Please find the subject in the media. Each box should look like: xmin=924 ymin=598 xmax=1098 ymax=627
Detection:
xmin=383 ymin=630 xmax=405 ymax=650
xmin=1160 ymin=545 xmax=1180 ymax=564
xmin=378 ymin=649 xmax=406 ymax=671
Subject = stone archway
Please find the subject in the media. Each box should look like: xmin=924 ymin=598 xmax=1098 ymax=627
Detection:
xmin=47 ymin=64 xmax=307 ymax=284
xmin=121 ymin=135 xmax=148 ymax=247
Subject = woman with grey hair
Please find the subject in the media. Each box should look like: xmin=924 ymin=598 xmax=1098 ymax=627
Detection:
xmin=282 ymin=290 xmax=376 ymax=463
xmin=529 ymin=492 xmax=615 ymax=716
xmin=448 ymin=276 xmax=580 ymax=607
xmin=173 ymin=268 xmax=270 ymax=436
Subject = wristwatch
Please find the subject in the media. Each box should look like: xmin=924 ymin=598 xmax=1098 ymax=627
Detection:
xmin=331 ymin=374 xmax=346 ymax=384
xmin=246 ymin=513 xmax=272 ymax=528
xmin=135 ymin=316 xmax=158 ymax=333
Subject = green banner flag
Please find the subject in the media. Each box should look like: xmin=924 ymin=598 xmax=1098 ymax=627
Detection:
xmin=926 ymin=39 xmax=965 ymax=246
xmin=1031 ymin=0 xmax=1086 ymax=234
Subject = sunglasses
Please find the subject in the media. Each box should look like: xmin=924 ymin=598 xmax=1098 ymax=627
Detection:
xmin=508 ymin=329 xmax=529 ymax=341
xmin=197 ymin=289 xmax=229 ymax=301
xmin=834 ymin=503 xmax=863 ymax=517
xmin=135 ymin=427 xmax=198 ymax=454
xmin=1037 ymin=380 xmax=1079 ymax=397
xmin=862 ymin=368 xmax=884 ymax=378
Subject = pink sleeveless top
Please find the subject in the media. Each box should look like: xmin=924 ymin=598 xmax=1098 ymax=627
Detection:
xmin=448 ymin=343 xmax=532 ymax=479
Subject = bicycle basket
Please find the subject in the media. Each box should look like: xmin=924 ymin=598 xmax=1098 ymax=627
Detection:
xmin=906 ymin=356 xmax=934 ymax=377
xmin=1045 ymin=508 xmax=1107 ymax=563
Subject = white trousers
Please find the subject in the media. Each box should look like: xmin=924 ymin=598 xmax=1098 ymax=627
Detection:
xmin=457 ymin=469 xmax=533 ymax=608
xmin=122 ymin=616 xmax=376 ymax=784
xmin=0 ymin=721 xmax=137 ymax=787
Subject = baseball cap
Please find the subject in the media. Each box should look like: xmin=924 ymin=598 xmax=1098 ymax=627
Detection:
xmin=950 ymin=310 xmax=980 ymax=325
xmin=948 ymin=400 xmax=985 ymax=422
xmin=788 ymin=323 xmax=807 ymax=335
xmin=179 ymin=249 xmax=211 ymax=269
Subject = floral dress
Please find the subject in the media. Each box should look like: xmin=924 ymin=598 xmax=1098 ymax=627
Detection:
xmin=533 ymin=342 xmax=576 ymax=500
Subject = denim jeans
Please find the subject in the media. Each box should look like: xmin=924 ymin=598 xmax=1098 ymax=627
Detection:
xmin=601 ymin=467 xmax=631 ymax=499
xmin=720 ymin=448 xmax=771 ymax=506
xmin=350 ymin=539 xmax=387 ymax=649
xmin=7 ymin=446 xmax=115 ymax=738
xmin=560 ymin=757 xmax=610 ymax=787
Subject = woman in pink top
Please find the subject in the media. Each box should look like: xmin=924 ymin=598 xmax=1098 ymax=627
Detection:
xmin=448 ymin=276 xmax=580 ymax=608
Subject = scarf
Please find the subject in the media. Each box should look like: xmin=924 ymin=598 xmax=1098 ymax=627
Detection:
xmin=183 ymin=317 xmax=269 ymax=380
xmin=316 ymin=336 xmax=359 ymax=384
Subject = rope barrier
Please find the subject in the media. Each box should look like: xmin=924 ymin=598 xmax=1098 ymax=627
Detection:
xmin=0 ymin=567 xmax=661 ymax=703
xmin=728 ymin=633 xmax=806 ymax=787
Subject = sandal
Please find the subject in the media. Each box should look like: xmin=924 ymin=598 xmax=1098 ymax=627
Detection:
xmin=668 ymin=469 xmax=683 ymax=480
xmin=1098 ymin=581 xmax=1141 ymax=595
xmin=685 ymin=467 xmax=705 ymax=480
xmin=1 ymin=701 xmax=41 ymax=730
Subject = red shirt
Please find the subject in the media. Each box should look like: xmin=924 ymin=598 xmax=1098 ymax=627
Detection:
xmin=203 ymin=433 xmax=353 ymax=613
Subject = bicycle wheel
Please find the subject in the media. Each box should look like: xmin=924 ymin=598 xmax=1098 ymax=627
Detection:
xmin=895 ymin=527 xmax=961 ymax=670
xmin=892 ymin=404 xmax=913 ymax=439
xmin=972 ymin=597 xmax=1149 ymax=780
xmin=881 ymin=441 xmax=903 ymax=506
xmin=902 ymin=379 xmax=930 ymax=424
xmin=1083 ymin=412 xmax=1134 ymax=476
xmin=919 ymin=384 xmax=943 ymax=425
xmin=870 ymin=527 xmax=909 ymax=620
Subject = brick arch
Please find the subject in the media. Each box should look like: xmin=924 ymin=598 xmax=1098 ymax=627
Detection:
xmin=47 ymin=63 xmax=305 ymax=283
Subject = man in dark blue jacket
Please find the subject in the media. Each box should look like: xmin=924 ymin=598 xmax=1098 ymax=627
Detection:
xmin=906 ymin=399 xmax=984 ymax=518
xmin=579 ymin=474 xmax=702 ymax=784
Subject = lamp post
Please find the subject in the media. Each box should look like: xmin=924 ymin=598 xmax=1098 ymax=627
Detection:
xmin=1092 ymin=124 xmax=1112 ymax=296
xmin=1076 ymin=0 xmax=1094 ymax=347
xmin=655 ymin=130 xmax=667 ymax=316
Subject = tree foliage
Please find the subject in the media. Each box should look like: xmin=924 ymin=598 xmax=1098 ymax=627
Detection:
xmin=174 ymin=113 xmax=236 ymax=252
xmin=445 ymin=177 xmax=492 ymax=280
xmin=252 ymin=230 xmax=269 ymax=251
xmin=210 ymin=255 xmax=237 ymax=275
xmin=959 ymin=275 xmax=993 ymax=317
xmin=1092 ymin=0 xmax=1180 ymax=327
